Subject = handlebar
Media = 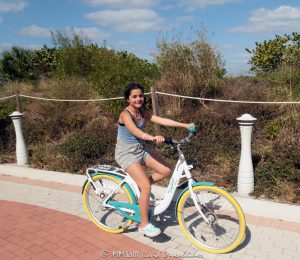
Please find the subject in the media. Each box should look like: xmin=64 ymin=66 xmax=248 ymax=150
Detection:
xmin=164 ymin=127 xmax=197 ymax=146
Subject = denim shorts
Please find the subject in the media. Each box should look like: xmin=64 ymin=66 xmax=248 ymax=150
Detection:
xmin=115 ymin=142 xmax=152 ymax=171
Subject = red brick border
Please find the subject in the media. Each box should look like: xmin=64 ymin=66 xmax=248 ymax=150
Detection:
xmin=0 ymin=200 xmax=179 ymax=260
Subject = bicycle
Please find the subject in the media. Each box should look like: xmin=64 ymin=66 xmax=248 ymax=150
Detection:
xmin=82 ymin=130 xmax=246 ymax=254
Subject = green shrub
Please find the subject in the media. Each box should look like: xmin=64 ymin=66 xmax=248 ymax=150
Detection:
xmin=264 ymin=121 xmax=281 ymax=140
xmin=254 ymin=157 xmax=300 ymax=202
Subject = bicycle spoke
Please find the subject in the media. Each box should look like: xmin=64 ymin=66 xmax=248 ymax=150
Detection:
xmin=83 ymin=174 xmax=133 ymax=233
xmin=177 ymin=186 xmax=245 ymax=253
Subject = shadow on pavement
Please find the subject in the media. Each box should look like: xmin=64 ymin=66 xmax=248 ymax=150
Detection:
xmin=231 ymin=225 xmax=251 ymax=252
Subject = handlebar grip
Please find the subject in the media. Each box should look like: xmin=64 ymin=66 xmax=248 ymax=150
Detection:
xmin=164 ymin=137 xmax=173 ymax=145
xmin=187 ymin=125 xmax=197 ymax=133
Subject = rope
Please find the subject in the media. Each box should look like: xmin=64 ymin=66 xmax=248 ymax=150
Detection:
xmin=0 ymin=92 xmax=299 ymax=104
xmin=19 ymin=94 xmax=123 ymax=102
xmin=19 ymin=92 xmax=151 ymax=102
xmin=0 ymin=95 xmax=16 ymax=101
xmin=156 ymin=91 xmax=300 ymax=104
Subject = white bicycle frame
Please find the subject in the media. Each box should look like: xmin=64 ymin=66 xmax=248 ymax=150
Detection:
xmin=86 ymin=142 xmax=210 ymax=223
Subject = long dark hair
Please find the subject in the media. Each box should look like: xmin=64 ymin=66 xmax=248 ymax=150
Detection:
xmin=124 ymin=83 xmax=144 ymax=101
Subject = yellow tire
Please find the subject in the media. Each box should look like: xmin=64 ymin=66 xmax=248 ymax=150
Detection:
xmin=82 ymin=174 xmax=134 ymax=234
xmin=177 ymin=185 xmax=245 ymax=254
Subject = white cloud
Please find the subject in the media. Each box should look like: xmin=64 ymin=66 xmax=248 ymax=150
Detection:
xmin=174 ymin=16 xmax=194 ymax=26
xmin=83 ymin=0 xmax=159 ymax=9
xmin=0 ymin=0 xmax=27 ymax=13
xmin=216 ymin=43 xmax=235 ymax=51
xmin=20 ymin=24 xmax=52 ymax=38
xmin=85 ymin=9 xmax=165 ymax=33
xmin=179 ymin=0 xmax=239 ymax=11
xmin=65 ymin=26 xmax=110 ymax=42
xmin=229 ymin=6 xmax=300 ymax=33
xmin=20 ymin=24 xmax=110 ymax=43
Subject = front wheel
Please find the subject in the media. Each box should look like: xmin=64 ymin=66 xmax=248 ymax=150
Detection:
xmin=177 ymin=185 xmax=246 ymax=254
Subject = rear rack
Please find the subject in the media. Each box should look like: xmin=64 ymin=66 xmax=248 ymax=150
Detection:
xmin=87 ymin=164 xmax=125 ymax=174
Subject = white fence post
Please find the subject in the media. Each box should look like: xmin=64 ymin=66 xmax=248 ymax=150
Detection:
xmin=236 ymin=114 xmax=257 ymax=195
xmin=9 ymin=111 xmax=28 ymax=165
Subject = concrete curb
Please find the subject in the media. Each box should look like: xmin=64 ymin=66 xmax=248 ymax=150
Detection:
xmin=1 ymin=163 xmax=300 ymax=223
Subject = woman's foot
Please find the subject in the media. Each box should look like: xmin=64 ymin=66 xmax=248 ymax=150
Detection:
xmin=138 ymin=223 xmax=161 ymax=237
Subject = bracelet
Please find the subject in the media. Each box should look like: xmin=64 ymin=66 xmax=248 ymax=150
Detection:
xmin=142 ymin=133 xmax=147 ymax=140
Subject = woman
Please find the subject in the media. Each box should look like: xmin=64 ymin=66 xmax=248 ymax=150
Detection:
xmin=115 ymin=83 xmax=194 ymax=237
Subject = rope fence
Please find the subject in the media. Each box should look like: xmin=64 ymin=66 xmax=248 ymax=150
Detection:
xmin=0 ymin=91 xmax=299 ymax=104
xmin=0 ymin=95 xmax=17 ymax=101
xmin=156 ymin=91 xmax=300 ymax=104
xmin=19 ymin=94 xmax=126 ymax=102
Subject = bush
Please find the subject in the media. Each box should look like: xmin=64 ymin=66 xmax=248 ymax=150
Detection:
xmin=30 ymin=111 xmax=117 ymax=173
xmin=154 ymin=30 xmax=225 ymax=114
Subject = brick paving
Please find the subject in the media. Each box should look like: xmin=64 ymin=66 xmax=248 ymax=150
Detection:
xmin=1 ymin=173 xmax=300 ymax=260
xmin=0 ymin=200 xmax=174 ymax=260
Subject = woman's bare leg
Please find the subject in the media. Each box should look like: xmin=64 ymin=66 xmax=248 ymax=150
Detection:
xmin=145 ymin=152 xmax=172 ymax=184
xmin=125 ymin=162 xmax=151 ymax=228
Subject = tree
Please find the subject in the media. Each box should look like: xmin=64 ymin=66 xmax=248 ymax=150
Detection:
xmin=1 ymin=47 xmax=35 ymax=81
xmin=0 ymin=45 xmax=57 ymax=81
xmin=30 ymin=45 xmax=57 ymax=79
xmin=246 ymin=33 xmax=300 ymax=73
xmin=50 ymin=30 xmax=98 ymax=78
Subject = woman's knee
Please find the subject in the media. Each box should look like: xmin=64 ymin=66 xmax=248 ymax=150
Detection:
xmin=161 ymin=166 xmax=172 ymax=177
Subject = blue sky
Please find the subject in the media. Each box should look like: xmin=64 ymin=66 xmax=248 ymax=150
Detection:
xmin=0 ymin=0 xmax=299 ymax=75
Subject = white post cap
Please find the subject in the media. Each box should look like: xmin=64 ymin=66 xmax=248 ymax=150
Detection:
xmin=9 ymin=111 xmax=23 ymax=118
xmin=236 ymin=113 xmax=257 ymax=122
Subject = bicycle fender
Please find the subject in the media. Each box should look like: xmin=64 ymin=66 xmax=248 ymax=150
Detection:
xmin=174 ymin=181 xmax=215 ymax=220
xmin=81 ymin=172 xmax=137 ymax=205
xmin=81 ymin=172 xmax=104 ymax=194
xmin=82 ymin=171 xmax=122 ymax=194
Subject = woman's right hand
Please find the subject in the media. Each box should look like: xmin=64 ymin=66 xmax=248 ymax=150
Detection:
xmin=152 ymin=135 xmax=165 ymax=144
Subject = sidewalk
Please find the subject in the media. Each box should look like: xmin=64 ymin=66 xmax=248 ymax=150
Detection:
xmin=1 ymin=164 xmax=300 ymax=260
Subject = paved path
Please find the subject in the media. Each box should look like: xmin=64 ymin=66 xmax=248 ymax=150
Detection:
xmin=1 ymin=166 xmax=300 ymax=260
xmin=0 ymin=200 xmax=167 ymax=260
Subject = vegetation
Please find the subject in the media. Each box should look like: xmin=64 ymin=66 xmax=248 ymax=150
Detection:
xmin=246 ymin=32 xmax=300 ymax=74
xmin=0 ymin=31 xmax=299 ymax=204
xmin=154 ymin=31 xmax=225 ymax=113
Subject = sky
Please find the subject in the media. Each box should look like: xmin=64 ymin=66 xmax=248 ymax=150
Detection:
xmin=0 ymin=0 xmax=300 ymax=75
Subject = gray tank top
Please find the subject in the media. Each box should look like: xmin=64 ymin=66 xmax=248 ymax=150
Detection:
xmin=117 ymin=110 xmax=145 ymax=144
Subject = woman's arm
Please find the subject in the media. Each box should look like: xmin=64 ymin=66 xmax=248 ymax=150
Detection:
xmin=145 ymin=110 xmax=192 ymax=129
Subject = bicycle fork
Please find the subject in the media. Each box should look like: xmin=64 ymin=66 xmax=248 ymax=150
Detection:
xmin=188 ymin=181 xmax=211 ymax=224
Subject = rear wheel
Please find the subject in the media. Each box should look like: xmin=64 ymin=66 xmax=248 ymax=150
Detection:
xmin=82 ymin=174 xmax=134 ymax=233
xmin=177 ymin=185 xmax=245 ymax=253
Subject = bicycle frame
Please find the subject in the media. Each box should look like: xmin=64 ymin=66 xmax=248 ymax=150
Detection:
xmin=85 ymin=143 xmax=214 ymax=223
